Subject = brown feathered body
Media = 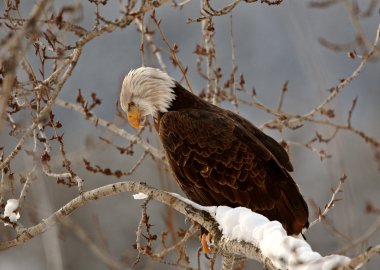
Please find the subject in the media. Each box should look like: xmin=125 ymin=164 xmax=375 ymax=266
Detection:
xmin=155 ymin=82 xmax=309 ymax=235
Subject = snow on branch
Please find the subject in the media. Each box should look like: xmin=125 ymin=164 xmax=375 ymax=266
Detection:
xmin=2 ymin=199 xmax=20 ymax=225
xmin=214 ymin=206 xmax=349 ymax=270
xmin=0 ymin=181 xmax=373 ymax=269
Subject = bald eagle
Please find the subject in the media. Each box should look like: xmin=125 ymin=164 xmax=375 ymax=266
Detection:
xmin=120 ymin=67 xmax=309 ymax=239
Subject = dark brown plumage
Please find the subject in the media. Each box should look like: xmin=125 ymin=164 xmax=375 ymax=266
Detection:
xmin=155 ymin=82 xmax=309 ymax=235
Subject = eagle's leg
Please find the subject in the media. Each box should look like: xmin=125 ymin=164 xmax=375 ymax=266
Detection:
xmin=200 ymin=231 xmax=213 ymax=254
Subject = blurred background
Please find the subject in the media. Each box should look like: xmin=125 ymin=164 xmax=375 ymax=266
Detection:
xmin=1 ymin=0 xmax=380 ymax=269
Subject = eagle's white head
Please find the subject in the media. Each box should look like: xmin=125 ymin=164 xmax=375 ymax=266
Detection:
xmin=120 ymin=67 xmax=176 ymax=128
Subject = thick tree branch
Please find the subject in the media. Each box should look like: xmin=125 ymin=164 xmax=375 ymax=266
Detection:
xmin=0 ymin=181 xmax=370 ymax=270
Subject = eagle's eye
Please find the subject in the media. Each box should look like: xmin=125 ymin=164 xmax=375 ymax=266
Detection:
xmin=128 ymin=101 xmax=135 ymax=109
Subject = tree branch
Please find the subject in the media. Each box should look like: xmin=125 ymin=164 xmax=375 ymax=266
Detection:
xmin=0 ymin=181 xmax=367 ymax=270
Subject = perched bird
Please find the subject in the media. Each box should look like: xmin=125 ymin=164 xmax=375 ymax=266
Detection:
xmin=120 ymin=67 xmax=309 ymax=251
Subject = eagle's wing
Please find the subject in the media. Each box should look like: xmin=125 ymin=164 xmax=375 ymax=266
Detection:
xmin=159 ymin=109 xmax=308 ymax=235
xmin=225 ymin=110 xmax=293 ymax=171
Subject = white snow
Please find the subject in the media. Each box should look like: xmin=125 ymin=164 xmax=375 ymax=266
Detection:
xmin=168 ymin=193 xmax=350 ymax=269
xmin=212 ymin=206 xmax=350 ymax=270
xmin=133 ymin=192 xmax=149 ymax=200
xmin=3 ymin=199 xmax=20 ymax=225
xmin=133 ymin=191 xmax=350 ymax=269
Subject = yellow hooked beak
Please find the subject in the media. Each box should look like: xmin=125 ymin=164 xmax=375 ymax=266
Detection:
xmin=127 ymin=105 xmax=143 ymax=129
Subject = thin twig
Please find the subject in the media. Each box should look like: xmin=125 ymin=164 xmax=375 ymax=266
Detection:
xmin=151 ymin=12 xmax=193 ymax=93
xmin=347 ymin=96 xmax=358 ymax=127
xmin=276 ymin=80 xmax=288 ymax=112
xmin=154 ymin=223 xmax=198 ymax=258
xmin=135 ymin=18 xmax=167 ymax=72
xmin=18 ymin=165 xmax=37 ymax=209
xmin=308 ymin=175 xmax=346 ymax=229
xmin=132 ymin=195 xmax=152 ymax=267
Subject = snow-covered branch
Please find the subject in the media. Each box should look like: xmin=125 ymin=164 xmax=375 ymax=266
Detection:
xmin=1 ymin=181 xmax=374 ymax=269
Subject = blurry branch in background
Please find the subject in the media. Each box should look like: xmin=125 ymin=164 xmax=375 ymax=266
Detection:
xmin=229 ymin=14 xmax=239 ymax=114
xmin=187 ymin=0 xmax=284 ymax=23
xmin=0 ymin=1 xmax=135 ymax=171
xmin=249 ymin=23 xmax=380 ymax=164
xmin=61 ymin=216 xmax=126 ymax=270
xmin=1 ymin=0 xmax=380 ymax=269
xmin=311 ymin=0 xmax=380 ymax=59
xmin=337 ymin=212 xmax=380 ymax=254
xmin=0 ymin=0 xmax=52 ymax=126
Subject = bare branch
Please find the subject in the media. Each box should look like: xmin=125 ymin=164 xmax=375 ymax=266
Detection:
xmin=0 ymin=48 xmax=82 ymax=171
xmin=276 ymin=80 xmax=288 ymax=113
xmin=154 ymin=223 xmax=198 ymax=258
xmin=133 ymin=195 xmax=152 ymax=267
xmin=309 ymin=175 xmax=346 ymax=228
xmin=347 ymin=96 xmax=358 ymax=127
